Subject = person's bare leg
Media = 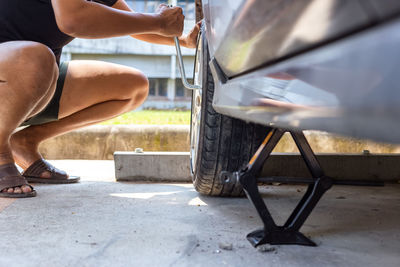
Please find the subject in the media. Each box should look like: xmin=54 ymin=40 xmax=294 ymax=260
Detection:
xmin=0 ymin=41 xmax=59 ymax=194
xmin=11 ymin=60 xmax=149 ymax=176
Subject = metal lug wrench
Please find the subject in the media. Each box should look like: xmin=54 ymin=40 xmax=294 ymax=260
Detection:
xmin=174 ymin=36 xmax=201 ymax=90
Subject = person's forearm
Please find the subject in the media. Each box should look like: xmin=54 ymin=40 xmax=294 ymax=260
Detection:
xmin=132 ymin=34 xmax=174 ymax=46
xmin=52 ymin=0 xmax=162 ymax=38
xmin=108 ymin=0 xmax=178 ymax=46
xmin=130 ymin=34 xmax=187 ymax=47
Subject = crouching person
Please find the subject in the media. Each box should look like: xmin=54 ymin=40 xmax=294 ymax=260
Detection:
xmin=0 ymin=0 xmax=200 ymax=197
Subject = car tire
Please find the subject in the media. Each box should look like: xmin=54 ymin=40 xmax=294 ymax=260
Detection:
xmin=190 ymin=32 xmax=272 ymax=197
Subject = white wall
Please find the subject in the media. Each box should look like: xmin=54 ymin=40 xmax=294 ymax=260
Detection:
xmin=69 ymin=54 xmax=195 ymax=79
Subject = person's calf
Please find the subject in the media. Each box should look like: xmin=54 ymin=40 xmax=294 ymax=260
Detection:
xmin=0 ymin=149 xmax=13 ymax=165
xmin=10 ymin=129 xmax=42 ymax=170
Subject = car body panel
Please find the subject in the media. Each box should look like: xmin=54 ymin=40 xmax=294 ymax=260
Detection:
xmin=202 ymin=0 xmax=241 ymax=57
xmin=208 ymin=18 xmax=400 ymax=143
xmin=366 ymin=0 xmax=400 ymax=19
xmin=199 ymin=0 xmax=400 ymax=143
xmin=204 ymin=0 xmax=390 ymax=77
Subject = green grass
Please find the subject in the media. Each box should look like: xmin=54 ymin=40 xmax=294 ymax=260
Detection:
xmin=100 ymin=110 xmax=191 ymax=125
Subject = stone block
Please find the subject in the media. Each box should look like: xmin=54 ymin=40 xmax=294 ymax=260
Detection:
xmin=114 ymin=151 xmax=191 ymax=182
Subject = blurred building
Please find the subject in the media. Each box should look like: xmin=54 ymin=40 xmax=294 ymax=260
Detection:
xmin=61 ymin=0 xmax=196 ymax=110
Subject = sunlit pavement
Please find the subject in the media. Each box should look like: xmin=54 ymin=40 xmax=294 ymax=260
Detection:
xmin=0 ymin=160 xmax=399 ymax=267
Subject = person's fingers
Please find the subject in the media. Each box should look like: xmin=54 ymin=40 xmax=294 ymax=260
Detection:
xmin=180 ymin=15 xmax=185 ymax=30
xmin=156 ymin=3 xmax=168 ymax=12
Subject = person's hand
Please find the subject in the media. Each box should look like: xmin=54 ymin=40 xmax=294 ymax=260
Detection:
xmin=156 ymin=4 xmax=185 ymax=37
xmin=179 ymin=21 xmax=202 ymax=49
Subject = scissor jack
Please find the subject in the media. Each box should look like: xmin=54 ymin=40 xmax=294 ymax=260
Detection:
xmin=220 ymin=128 xmax=382 ymax=247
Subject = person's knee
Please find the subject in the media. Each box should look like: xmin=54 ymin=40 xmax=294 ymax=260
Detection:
xmin=134 ymin=72 xmax=149 ymax=102
xmin=15 ymin=42 xmax=58 ymax=99
xmin=119 ymin=70 xmax=149 ymax=108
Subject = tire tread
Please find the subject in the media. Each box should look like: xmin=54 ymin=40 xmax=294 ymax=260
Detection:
xmin=192 ymin=35 xmax=271 ymax=197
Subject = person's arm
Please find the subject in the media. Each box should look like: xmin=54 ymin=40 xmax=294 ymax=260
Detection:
xmin=112 ymin=0 xmax=200 ymax=48
xmin=51 ymin=0 xmax=184 ymax=39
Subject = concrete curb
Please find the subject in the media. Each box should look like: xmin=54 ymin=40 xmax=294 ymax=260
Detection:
xmin=114 ymin=151 xmax=400 ymax=182
xmin=40 ymin=125 xmax=190 ymax=160
xmin=39 ymin=125 xmax=400 ymax=160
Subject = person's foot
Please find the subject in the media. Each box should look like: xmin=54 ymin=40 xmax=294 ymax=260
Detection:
xmin=0 ymin=145 xmax=33 ymax=195
xmin=1 ymin=184 xmax=33 ymax=194
xmin=10 ymin=131 xmax=52 ymax=179
xmin=11 ymin=131 xmax=78 ymax=184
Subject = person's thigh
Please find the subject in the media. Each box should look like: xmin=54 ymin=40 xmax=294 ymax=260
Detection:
xmin=0 ymin=41 xmax=58 ymax=124
xmin=58 ymin=60 xmax=149 ymax=119
xmin=0 ymin=41 xmax=32 ymax=81
xmin=0 ymin=41 xmax=57 ymax=85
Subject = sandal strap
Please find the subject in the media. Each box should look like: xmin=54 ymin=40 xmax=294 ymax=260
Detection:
xmin=0 ymin=163 xmax=29 ymax=191
xmin=23 ymin=159 xmax=68 ymax=180
xmin=23 ymin=159 xmax=51 ymax=177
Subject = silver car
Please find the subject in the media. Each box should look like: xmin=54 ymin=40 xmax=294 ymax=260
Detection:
xmin=176 ymin=0 xmax=400 ymax=197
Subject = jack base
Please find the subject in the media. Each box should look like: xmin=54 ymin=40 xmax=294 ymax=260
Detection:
xmin=247 ymin=228 xmax=316 ymax=247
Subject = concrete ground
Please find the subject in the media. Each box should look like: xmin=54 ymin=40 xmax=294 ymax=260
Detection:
xmin=0 ymin=160 xmax=399 ymax=267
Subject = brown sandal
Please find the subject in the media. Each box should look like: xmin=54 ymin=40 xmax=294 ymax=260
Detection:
xmin=0 ymin=163 xmax=36 ymax=198
xmin=23 ymin=159 xmax=80 ymax=184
